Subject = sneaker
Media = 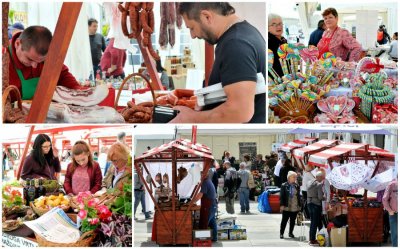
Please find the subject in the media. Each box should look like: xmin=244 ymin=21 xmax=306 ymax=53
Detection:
xmin=246 ymin=210 xmax=251 ymax=214
xmin=280 ymin=234 xmax=284 ymax=239
xmin=289 ymin=233 xmax=295 ymax=238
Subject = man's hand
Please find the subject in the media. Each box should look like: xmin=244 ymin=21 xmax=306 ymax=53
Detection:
xmin=280 ymin=206 xmax=284 ymax=213
xmin=169 ymin=106 xmax=198 ymax=123
xmin=389 ymin=211 xmax=395 ymax=216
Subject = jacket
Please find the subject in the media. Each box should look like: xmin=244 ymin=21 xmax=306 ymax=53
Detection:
xmin=63 ymin=161 xmax=103 ymax=194
xmin=382 ymin=180 xmax=398 ymax=213
xmin=307 ymin=179 xmax=324 ymax=205
xmin=268 ymin=32 xmax=287 ymax=77
xmin=280 ymin=181 xmax=301 ymax=208
xmin=21 ymin=154 xmax=60 ymax=180
xmin=102 ymin=164 xmax=132 ymax=194
xmin=7 ymin=33 xmax=84 ymax=101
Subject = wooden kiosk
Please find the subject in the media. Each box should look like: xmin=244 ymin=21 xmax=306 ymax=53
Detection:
xmin=134 ymin=139 xmax=214 ymax=246
xmin=279 ymin=137 xmax=318 ymax=168
xmin=307 ymin=143 xmax=395 ymax=244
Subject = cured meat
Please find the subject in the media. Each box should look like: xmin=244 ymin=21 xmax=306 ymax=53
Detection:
xmin=159 ymin=3 xmax=168 ymax=48
xmin=167 ymin=2 xmax=176 ymax=47
xmin=22 ymin=102 xmax=125 ymax=123
xmin=175 ymin=2 xmax=182 ymax=29
xmin=52 ymin=84 xmax=109 ymax=107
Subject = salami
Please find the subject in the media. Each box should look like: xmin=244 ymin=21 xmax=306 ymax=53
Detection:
xmin=167 ymin=2 xmax=176 ymax=47
xmin=175 ymin=2 xmax=182 ymax=29
xmin=159 ymin=2 xmax=168 ymax=48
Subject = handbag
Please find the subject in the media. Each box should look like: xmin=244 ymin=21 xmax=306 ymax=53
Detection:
xmin=248 ymin=173 xmax=256 ymax=189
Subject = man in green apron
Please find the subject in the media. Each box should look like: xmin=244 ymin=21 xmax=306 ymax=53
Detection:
xmin=7 ymin=25 xmax=83 ymax=101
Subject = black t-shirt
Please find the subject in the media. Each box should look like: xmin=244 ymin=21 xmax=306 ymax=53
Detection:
xmin=206 ymin=21 xmax=266 ymax=123
xmin=89 ymin=33 xmax=106 ymax=66
xmin=268 ymin=32 xmax=287 ymax=77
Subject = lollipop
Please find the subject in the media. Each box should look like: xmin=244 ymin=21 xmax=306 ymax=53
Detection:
xmin=277 ymin=44 xmax=289 ymax=59
xmin=300 ymin=47 xmax=319 ymax=63
xmin=268 ymin=49 xmax=274 ymax=69
xmin=319 ymin=52 xmax=337 ymax=68
xmin=287 ymin=43 xmax=300 ymax=60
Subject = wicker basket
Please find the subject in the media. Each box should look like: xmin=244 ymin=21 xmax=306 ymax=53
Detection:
xmin=114 ymin=72 xmax=157 ymax=109
xmin=2 ymin=85 xmax=24 ymax=122
xmin=30 ymin=202 xmax=70 ymax=216
xmin=34 ymin=230 xmax=96 ymax=247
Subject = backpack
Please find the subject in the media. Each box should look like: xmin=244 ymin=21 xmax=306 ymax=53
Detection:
xmin=377 ymin=31 xmax=384 ymax=42
xmin=225 ymin=169 xmax=241 ymax=193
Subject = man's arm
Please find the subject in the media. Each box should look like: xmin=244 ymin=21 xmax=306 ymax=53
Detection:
xmin=170 ymin=81 xmax=256 ymax=123
xmin=58 ymin=65 xmax=86 ymax=89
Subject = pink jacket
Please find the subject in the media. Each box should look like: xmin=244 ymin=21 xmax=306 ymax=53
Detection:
xmin=318 ymin=27 xmax=362 ymax=62
xmin=382 ymin=179 xmax=398 ymax=213
xmin=100 ymin=38 xmax=126 ymax=77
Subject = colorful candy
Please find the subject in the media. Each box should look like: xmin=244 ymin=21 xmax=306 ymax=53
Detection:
xmin=277 ymin=44 xmax=289 ymax=59
xmin=319 ymin=52 xmax=337 ymax=68
xmin=268 ymin=49 xmax=274 ymax=69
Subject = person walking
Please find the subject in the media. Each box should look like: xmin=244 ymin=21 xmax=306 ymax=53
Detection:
xmin=223 ymin=161 xmax=239 ymax=214
xmin=280 ymin=171 xmax=301 ymax=239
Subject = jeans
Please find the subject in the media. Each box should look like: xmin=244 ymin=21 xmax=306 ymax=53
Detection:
xmin=389 ymin=213 xmax=398 ymax=247
xmin=208 ymin=201 xmax=218 ymax=241
xmin=238 ymin=188 xmax=250 ymax=212
xmin=280 ymin=210 xmax=298 ymax=235
xmin=134 ymin=190 xmax=150 ymax=218
xmin=308 ymin=203 xmax=322 ymax=241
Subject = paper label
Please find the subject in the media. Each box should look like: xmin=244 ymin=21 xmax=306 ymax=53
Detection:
xmin=2 ymin=233 xmax=38 ymax=247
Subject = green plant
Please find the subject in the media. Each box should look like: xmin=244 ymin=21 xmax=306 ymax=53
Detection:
xmin=111 ymin=181 xmax=132 ymax=217
xmin=2 ymin=184 xmax=23 ymax=208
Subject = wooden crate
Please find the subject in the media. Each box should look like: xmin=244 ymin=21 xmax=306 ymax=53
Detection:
xmin=156 ymin=210 xmax=193 ymax=245
xmin=347 ymin=207 xmax=383 ymax=243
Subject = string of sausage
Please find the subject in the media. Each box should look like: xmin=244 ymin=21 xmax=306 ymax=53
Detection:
xmin=118 ymin=2 xmax=159 ymax=60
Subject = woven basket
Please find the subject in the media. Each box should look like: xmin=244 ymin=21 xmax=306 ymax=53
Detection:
xmin=34 ymin=230 xmax=96 ymax=247
xmin=30 ymin=202 xmax=70 ymax=216
xmin=114 ymin=72 xmax=157 ymax=109
xmin=2 ymin=85 xmax=24 ymax=122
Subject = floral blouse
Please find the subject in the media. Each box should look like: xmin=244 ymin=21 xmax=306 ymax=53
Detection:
xmin=318 ymin=27 xmax=362 ymax=62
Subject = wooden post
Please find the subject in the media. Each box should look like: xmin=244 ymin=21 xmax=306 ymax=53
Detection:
xmin=172 ymin=147 xmax=177 ymax=244
xmin=17 ymin=125 xmax=35 ymax=180
xmin=204 ymin=43 xmax=214 ymax=86
xmin=137 ymin=34 xmax=163 ymax=90
xmin=26 ymin=3 xmax=82 ymax=123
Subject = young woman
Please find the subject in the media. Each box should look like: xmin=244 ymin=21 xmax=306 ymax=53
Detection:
xmin=63 ymin=140 xmax=102 ymax=195
xmin=21 ymin=134 xmax=61 ymax=180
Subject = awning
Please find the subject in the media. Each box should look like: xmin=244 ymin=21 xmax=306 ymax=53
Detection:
xmin=308 ymin=143 xmax=368 ymax=167
xmin=280 ymin=137 xmax=318 ymax=152
xmin=363 ymin=146 xmax=395 ymax=158
xmin=289 ymin=125 xmax=394 ymax=135
xmin=136 ymin=138 xmax=214 ymax=160
xmin=293 ymin=139 xmax=338 ymax=159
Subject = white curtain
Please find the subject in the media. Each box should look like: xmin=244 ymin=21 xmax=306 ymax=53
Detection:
xmin=27 ymin=2 xmax=92 ymax=81
xmin=276 ymin=134 xmax=286 ymax=143
xmin=328 ymin=132 xmax=334 ymax=140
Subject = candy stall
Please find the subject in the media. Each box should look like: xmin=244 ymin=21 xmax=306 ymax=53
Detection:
xmin=268 ymin=44 xmax=398 ymax=124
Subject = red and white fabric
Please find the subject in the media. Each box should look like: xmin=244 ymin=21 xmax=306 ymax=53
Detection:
xmin=326 ymin=161 xmax=374 ymax=191
xmin=293 ymin=139 xmax=337 ymax=159
xmin=308 ymin=143 xmax=368 ymax=167
xmin=137 ymin=139 xmax=214 ymax=160
xmin=365 ymin=146 xmax=395 ymax=158
xmin=280 ymin=137 xmax=317 ymax=153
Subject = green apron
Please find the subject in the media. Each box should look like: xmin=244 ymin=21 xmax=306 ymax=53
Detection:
xmin=8 ymin=45 xmax=40 ymax=100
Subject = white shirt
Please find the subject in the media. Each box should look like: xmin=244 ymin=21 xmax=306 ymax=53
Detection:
xmin=274 ymin=160 xmax=284 ymax=176
xmin=113 ymin=167 xmax=125 ymax=188
xmin=301 ymin=171 xmax=315 ymax=192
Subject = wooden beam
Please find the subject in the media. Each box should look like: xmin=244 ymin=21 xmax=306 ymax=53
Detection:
xmin=26 ymin=3 xmax=82 ymax=123
xmin=137 ymin=34 xmax=163 ymax=90
xmin=204 ymin=43 xmax=214 ymax=86
xmin=17 ymin=125 xmax=35 ymax=180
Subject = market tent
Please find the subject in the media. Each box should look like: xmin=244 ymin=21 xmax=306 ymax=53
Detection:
xmin=289 ymin=126 xmax=394 ymax=135
xmin=136 ymin=138 xmax=213 ymax=160
xmin=280 ymin=137 xmax=317 ymax=152
xmin=308 ymin=143 xmax=368 ymax=167
xmin=293 ymin=139 xmax=338 ymax=159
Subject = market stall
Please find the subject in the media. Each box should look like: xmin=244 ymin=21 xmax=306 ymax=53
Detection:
xmin=268 ymin=45 xmax=398 ymax=124
xmin=134 ymin=138 xmax=213 ymax=246
xmin=2 ymin=125 xmax=132 ymax=247
xmin=280 ymin=137 xmax=318 ymax=167
xmin=292 ymin=139 xmax=339 ymax=170
xmin=304 ymin=142 xmax=396 ymax=245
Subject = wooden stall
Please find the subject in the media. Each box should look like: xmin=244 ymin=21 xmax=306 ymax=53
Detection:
xmin=307 ymin=143 xmax=395 ymax=245
xmin=134 ymin=139 xmax=213 ymax=246
xmin=279 ymin=137 xmax=318 ymax=168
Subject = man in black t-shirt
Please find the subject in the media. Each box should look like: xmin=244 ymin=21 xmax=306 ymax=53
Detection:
xmin=88 ymin=18 xmax=106 ymax=79
xmin=171 ymin=3 xmax=266 ymax=123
